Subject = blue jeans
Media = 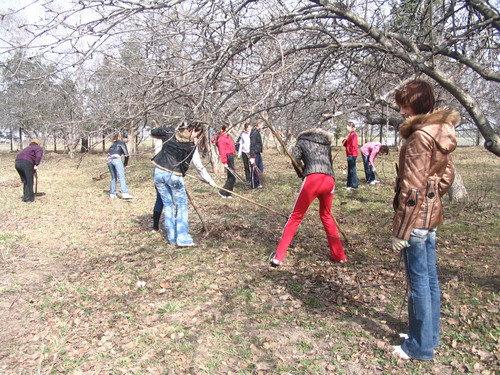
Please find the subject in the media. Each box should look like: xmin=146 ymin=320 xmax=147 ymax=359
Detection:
xmin=107 ymin=157 xmax=128 ymax=194
xmin=361 ymin=155 xmax=376 ymax=183
xmin=401 ymin=228 xmax=439 ymax=360
xmin=153 ymin=167 xmax=193 ymax=246
xmin=346 ymin=156 xmax=358 ymax=188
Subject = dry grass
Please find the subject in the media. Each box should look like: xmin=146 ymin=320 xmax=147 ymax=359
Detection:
xmin=0 ymin=146 xmax=498 ymax=374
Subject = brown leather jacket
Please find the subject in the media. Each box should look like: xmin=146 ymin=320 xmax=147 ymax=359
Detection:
xmin=393 ymin=108 xmax=460 ymax=240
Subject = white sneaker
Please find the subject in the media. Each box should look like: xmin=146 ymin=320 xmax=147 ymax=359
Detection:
xmin=373 ymin=180 xmax=380 ymax=184
xmin=368 ymin=181 xmax=377 ymax=185
xmin=218 ymin=192 xmax=227 ymax=199
xmin=177 ymin=243 xmax=195 ymax=247
xmin=392 ymin=345 xmax=410 ymax=360
xmin=344 ymin=187 xmax=352 ymax=190
xmin=121 ymin=193 xmax=135 ymax=199
xmin=109 ymin=194 xmax=117 ymax=199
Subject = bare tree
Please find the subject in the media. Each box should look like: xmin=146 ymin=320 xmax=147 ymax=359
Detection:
xmin=1 ymin=0 xmax=498 ymax=156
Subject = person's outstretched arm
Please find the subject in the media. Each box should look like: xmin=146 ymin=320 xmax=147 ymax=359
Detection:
xmin=191 ymin=148 xmax=217 ymax=187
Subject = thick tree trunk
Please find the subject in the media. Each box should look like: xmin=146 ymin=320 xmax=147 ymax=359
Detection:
xmin=81 ymin=137 xmax=89 ymax=153
xmin=126 ymin=123 xmax=138 ymax=156
xmin=448 ymin=169 xmax=469 ymax=202
xmin=210 ymin=140 xmax=223 ymax=177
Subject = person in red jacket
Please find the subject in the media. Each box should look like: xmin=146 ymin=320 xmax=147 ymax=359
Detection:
xmin=342 ymin=121 xmax=359 ymax=190
xmin=216 ymin=125 xmax=236 ymax=198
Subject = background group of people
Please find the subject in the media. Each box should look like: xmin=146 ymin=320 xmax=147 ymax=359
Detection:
xmin=14 ymin=79 xmax=458 ymax=362
xmin=342 ymin=121 xmax=390 ymax=189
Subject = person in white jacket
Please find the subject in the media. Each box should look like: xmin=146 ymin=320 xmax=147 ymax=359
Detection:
xmin=237 ymin=123 xmax=252 ymax=182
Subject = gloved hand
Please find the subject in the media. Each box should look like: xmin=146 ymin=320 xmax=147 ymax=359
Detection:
xmin=392 ymin=236 xmax=409 ymax=251
xmin=372 ymin=166 xmax=376 ymax=172
xmin=249 ymin=158 xmax=255 ymax=165
xmin=223 ymin=163 xmax=228 ymax=168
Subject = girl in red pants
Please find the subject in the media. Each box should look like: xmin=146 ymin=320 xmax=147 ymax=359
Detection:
xmin=270 ymin=129 xmax=346 ymax=267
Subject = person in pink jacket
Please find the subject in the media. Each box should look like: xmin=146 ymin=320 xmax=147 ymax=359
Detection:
xmin=216 ymin=125 xmax=236 ymax=198
xmin=360 ymin=142 xmax=389 ymax=184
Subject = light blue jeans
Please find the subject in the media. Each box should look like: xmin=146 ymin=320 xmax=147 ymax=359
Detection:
xmin=107 ymin=157 xmax=128 ymax=194
xmin=153 ymin=167 xmax=193 ymax=246
xmin=401 ymin=227 xmax=439 ymax=360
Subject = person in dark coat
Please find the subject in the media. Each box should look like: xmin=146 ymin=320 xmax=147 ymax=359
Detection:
xmin=249 ymin=120 xmax=264 ymax=189
xmin=270 ymin=129 xmax=346 ymax=267
xmin=15 ymin=139 xmax=44 ymax=202
xmin=151 ymin=121 xmax=217 ymax=246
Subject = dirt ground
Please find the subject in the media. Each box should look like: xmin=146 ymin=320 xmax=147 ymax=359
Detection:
xmin=0 ymin=146 xmax=498 ymax=374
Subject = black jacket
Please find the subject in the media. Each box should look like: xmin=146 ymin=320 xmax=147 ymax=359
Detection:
xmin=249 ymin=128 xmax=263 ymax=156
xmin=108 ymin=141 xmax=129 ymax=167
xmin=292 ymin=129 xmax=334 ymax=178
xmin=151 ymin=126 xmax=197 ymax=176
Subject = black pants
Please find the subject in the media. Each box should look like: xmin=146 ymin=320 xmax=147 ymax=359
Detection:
xmin=15 ymin=160 xmax=35 ymax=202
xmin=242 ymin=153 xmax=251 ymax=182
xmin=220 ymin=155 xmax=236 ymax=197
xmin=251 ymin=153 xmax=263 ymax=189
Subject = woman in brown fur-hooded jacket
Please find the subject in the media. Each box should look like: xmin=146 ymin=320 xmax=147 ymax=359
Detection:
xmin=391 ymin=80 xmax=460 ymax=361
xmin=270 ymin=128 xmax=346 ymax=267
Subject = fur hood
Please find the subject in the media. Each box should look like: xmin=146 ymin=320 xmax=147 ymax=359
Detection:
xmin=175 ymin=128 xmax=194 ymax=143
xmin=297 ymin=128 xmax=332 ymax=145
xmin=400 ymin=108 xmax=459 ymax=154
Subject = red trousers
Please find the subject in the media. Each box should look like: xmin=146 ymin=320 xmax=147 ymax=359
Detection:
xmin=274 ymin=173 xmax=346 ymax=262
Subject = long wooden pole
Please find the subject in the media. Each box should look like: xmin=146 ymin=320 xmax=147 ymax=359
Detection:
xmin=185 ymin=188 xmax=210 ymax=234
xmin=184 ymin=173 xmax=288 ymax=219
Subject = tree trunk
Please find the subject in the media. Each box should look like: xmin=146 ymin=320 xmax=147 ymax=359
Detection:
xmin=448 ymin=169 xmax=469 ymax=202
xmin=10 ymin=128 xmax=14 ymax=152
xmin=127 ymin=123 xmax=138 ymax=156
xmin=19 ymin=127 xmax=23 ymax=150
xmin=81 ymin=137 xmax=89 ymax=153
xmin=210 ymin=140 xmax=223 ymax=177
